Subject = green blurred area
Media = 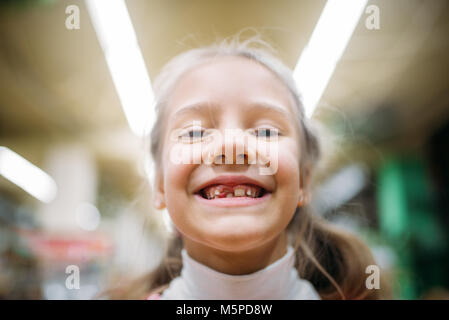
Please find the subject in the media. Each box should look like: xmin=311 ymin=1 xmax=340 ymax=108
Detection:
xmin=377 ymin=154 xmax=449 ymax=299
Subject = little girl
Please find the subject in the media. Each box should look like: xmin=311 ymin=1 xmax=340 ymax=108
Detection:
xmin=111 ymin=36 xmax=388 ymax=300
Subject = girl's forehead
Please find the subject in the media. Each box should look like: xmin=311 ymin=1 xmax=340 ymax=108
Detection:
xmin=166 ymin=56 xmax=296 ymax=117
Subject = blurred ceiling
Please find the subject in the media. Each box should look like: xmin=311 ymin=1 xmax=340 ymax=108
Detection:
xmin=1 ymin=0 xmax=449 ymax=202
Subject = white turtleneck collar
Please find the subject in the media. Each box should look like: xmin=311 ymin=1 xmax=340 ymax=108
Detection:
xmin=160 ymin=245 xmax=321 ymax=300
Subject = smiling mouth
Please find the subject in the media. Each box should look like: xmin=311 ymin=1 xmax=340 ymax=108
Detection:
xmin=192 ymin=175 xmax=273 ymax=207
xmin=198 ymin=183 xmax=267 ymax=200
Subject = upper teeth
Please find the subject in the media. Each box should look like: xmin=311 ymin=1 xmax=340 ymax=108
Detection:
xmin=203 ymin=184 xmax=261 ymax=199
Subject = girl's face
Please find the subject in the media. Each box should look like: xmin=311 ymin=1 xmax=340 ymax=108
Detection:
xmin=156 ymin=56 xmax=304 ymax=252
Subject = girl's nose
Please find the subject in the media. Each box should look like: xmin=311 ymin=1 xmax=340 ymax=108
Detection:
xmin=202 ymin=130 xmax=257 ymax=166
xmin=212 ymin=150 xmax=249 ymax=165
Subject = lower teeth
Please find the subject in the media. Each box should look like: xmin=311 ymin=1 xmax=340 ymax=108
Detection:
xmin=202 ymin=191 xmax=264 ymax=199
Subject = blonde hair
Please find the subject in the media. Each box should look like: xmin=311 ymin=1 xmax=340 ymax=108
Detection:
xmin=106 ymin=34 xmax=391 ymax=300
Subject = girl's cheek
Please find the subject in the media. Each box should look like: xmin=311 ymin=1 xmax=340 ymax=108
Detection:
xmin=275 ymin=140 xmax=301 ymax=188
xmin=162 ymin=142 xmax=195 ymax=195
xmin=165 ymin=162 xmax=195 ymax=193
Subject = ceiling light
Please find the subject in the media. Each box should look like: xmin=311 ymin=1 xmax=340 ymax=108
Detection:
xmin=294 ymin=0 xmax=368 ymax=117
xmin=86 ymin=0 xmax=155 ymax=136
xmin=0 ymin=146 xmax=57 ymax=203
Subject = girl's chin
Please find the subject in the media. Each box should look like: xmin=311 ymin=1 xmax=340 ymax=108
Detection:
xmin=197 ymin=232 xmax=271 ymax=252
xmin=187 ymin=216 xmax=275 ymax=248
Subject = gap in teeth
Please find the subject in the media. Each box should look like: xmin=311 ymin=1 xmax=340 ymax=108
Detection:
xmin=203 ymin=184 xmax=261 ymax=199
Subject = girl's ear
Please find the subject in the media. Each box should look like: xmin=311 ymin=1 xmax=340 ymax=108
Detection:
xmin=298 ymin=166 xmax=312 ymax=207
xmin=154 ymin=194 xmax=166 ymax=209
xmin=154 ymin=174 xmax=166 ymax=210
xmin=297 ymin=189 xmax=311 ymax=207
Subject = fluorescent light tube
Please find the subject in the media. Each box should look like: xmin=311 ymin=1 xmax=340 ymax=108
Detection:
xmin=0 ymin=147 xmax=57 ymax=203
xmin=85 ymin=0 xmax=155 ymax=136
xmin=293 ymin=0 xmax=368 ymax=117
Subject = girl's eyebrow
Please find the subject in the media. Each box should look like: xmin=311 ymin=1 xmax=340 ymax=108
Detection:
xmin=172 ymin=101 xmax=292 ymax=122
xmin=172 ymin=102 xmax=217 ymax=121
xmin=248 ymin=101 xmax=292 ymax=120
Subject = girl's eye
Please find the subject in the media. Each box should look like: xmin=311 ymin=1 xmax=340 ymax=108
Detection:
xmin=252 ymin=128 xmax=279 ymax=139
xmin=179 ymin=128 xmax=206 ymax=142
